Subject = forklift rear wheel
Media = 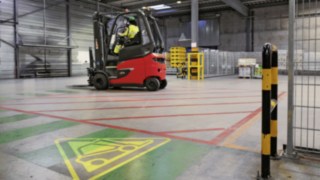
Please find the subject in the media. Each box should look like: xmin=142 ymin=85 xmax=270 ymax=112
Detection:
xmin=159 ymin=79 xmax=167 ymax=89
xmin=145 ymin=78 xmax=160 ymax=91
xmin=93 ymin=74 xmax=109 ymax=90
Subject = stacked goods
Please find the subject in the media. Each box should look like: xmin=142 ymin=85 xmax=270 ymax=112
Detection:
xmin=238 ymin=58 xmax=256 ymax=79
xmin=170 ymin=47 xmax=186 ymax=68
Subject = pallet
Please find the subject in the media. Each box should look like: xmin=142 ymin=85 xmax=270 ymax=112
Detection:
xmin=238 ymin=76 xmax=251 ymax=79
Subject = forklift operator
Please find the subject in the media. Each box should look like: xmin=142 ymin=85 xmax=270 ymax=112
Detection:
xmin=114 ymin=16 xmax=140 ymax=54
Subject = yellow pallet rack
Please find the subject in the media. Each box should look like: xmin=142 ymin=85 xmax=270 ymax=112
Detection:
xmin=170 ymin=47 xmax=186 ymax=68
xmin=187 ymin=48 xmax=204 ymax=80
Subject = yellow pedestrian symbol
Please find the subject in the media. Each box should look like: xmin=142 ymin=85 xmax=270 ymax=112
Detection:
xmin=55 ymin=138 xmax=170 ymax=180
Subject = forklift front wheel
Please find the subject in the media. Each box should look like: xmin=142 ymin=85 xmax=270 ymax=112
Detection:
xmin=93 ymin=74 xmax=109 ymax=90
xmin=159 ymin=79 xmax=167 ymax=89
xmin=145 ymin=77 xmax=160 ymax=91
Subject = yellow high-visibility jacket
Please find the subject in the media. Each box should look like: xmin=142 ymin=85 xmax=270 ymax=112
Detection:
xmin=119 ymin=25 xmax=139 ymax=39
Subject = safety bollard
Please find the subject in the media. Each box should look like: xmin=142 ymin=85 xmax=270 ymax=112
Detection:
xmin=271 ymin=45 xmax=279 ymax=158
xmin=261 ymin=43 xmax=272 ymax=179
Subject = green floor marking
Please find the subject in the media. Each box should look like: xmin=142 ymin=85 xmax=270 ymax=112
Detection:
xmin=0 ymin=120 xmax=78 ymax=144
xmin=17 ymin=128 xmax=212 ymax=180
xmin=17 ymin=128 xmax=135 ymax=167
xmin=99 ymin=140 xmax=212 ymax=180
xmin=48 ymin=89 xmax=79 ymax=94
xmin=56 ymin=138 xmax=170 ymax=179
xmin=0 ymin=97 xmax=12 ymax=101
xmin=0 ymin=114 xmax=38 ymax=124
xmin=17 ymin=93 xmax=50 ymax=97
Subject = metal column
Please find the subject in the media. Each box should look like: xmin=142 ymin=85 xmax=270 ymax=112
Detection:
xmin=251 ymin=11 xmax=254 ymax=52
xmin=245 ymin=10 xmax=254 ymax=52
xmin=43 ymin=0 xmax=47 ymax=72
xmin=13 ymin=0 xmax=19 ymax=79
xmin=66 ymin=0 xmax=71 ymax=77
xmin=245 ymin=10 xmax=251 ymax=52
xmin=286 ymin=0 xmax=295 ymax=156
xmin=191 ymin=0 xmax=198 ymax=47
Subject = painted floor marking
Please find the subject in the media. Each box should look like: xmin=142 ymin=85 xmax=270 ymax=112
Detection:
xmin=55 ymin=138 xmax=170 ymax=180
xmin=40 ymin=90 xmax=258 ymax=99
xmin=1 ymin=92 xmax=284 ymax=145
xmin=0 ymin=105 xmax=256 ymax=145
xmin=219 ymin=92 xmax=287 ymax=152
xmin=157 ymin=128 xmax=225 ymax=134
xmin=3 ymin=95 xmax=260 ymax=106
xmin=84 ymin=110 xmax=252 ymax=121
xmin=37 ymin=101 xmax=260 ymax=112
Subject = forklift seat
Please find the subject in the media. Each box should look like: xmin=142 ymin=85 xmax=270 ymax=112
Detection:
xmin=124 ymin=31 xmax=141 ymax=47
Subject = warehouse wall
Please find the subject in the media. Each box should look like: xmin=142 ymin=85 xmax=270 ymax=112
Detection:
xmin=18 ymin=0 xmax=68 ymax=78
xmin=253 ymin=5 xmax=289 ymax=51
xmin=161 ymin=4 xmax=290 ymax=52
xmin=0 ymin=0 xmax=15 ymax=79
xmin=219 ymin=10 xmax=247 ymax=51
xmin=219 ymin=5 xmax=289 ymax=51
xmin=70 ymin=1 xmax=96 ymax=76
xmin=161 ymin=15 xmax=220 ymax=50
xmin=0 ymin=0 xmax=109 ymax=79
xmin=1 ymin=2 xmax=318 ymax=79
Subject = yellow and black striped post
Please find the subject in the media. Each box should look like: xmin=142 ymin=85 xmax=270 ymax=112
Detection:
xmin=271 ymin=45 xmax=278 ymax=158
xmin=261 ymin=43 xmax=272 ymax=178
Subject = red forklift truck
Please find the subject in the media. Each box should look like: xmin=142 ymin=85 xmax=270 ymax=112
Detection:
xmin=87 ymin=10 xmax=167 ymax=91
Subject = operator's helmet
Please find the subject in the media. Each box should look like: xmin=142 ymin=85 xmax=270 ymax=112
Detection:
xmin=125 ymin=16 xmax=137 ymax=25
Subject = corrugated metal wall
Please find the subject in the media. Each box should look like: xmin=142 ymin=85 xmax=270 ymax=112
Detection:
xmin=219 ymin=11 xmax=247 ymax=51
xmin=18 ymin=0 xmax=68 ymax=78
xmin=254 ymin=5 xmax=288 ymax=51
xmin=160 ymin=4 xmax=290 ymax=52
xmin=0 ymin=0 xmax=110 ymax=79
xmin=162 ymin=16 xmax=220 ymax=50
xmin=0 ymin=0 xmax=15 ymax=79
xmin=1 ymin=2 xmax=315 ymax=79
xmin=70 ymin=1 xmax=96 ymax=76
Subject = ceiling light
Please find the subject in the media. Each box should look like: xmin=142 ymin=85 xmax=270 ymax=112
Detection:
xmin=149 ymin=4 xmax=171 ymax=10
xmin=177 ymin=1 xmax=182 ymax=4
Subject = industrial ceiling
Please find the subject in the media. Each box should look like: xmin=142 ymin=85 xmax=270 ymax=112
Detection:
xmin=81 ymin=0 xmax=289 ymax=16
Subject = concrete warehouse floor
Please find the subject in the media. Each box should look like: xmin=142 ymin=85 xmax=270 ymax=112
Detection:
xmin=0 ymin=75 xmax=319 ymax=180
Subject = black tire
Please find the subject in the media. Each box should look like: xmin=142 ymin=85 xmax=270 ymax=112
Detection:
xmin=145 ymin=77 xmax=160 ymax=91
xmin=93 ymin=73 xmax=109 ymax=90
xmin=159 ymin=79 xmax=167 ymax=89
xmin=112 ymin=86 xmax=122 ymax=90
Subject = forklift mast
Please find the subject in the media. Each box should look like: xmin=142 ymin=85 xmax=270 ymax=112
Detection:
xmin=92 ymin=12 xmax=112 ymax=71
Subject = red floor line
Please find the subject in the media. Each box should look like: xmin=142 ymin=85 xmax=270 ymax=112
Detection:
xmin=0 ymin=91 xmax=287 ymax=145
xmin=41 ymin=91 xmax=259 ymax=99
xmin=157 ymin=128 xmax=225 ymax=134
xmin=37 ymin=101 xmax=261 ymax=112
xmin=84 ymin=111 xmax=253 ymax=121
xmin=209 ymin=91 xmax=287 ymax=145
xmin=89 ymin=123 xmax=214 ymax=145
xmin=0 ymin=106 xmax=88 ymax=123
xmin=3 ymin=95 xmax=260 ymax=106
xmin=160 ymin=87 xmax=255 ymax=91
xmin=1 ymin=90 xmax=258 ymax=103
xmin=0 ymin=105 xmax=216 ymax=145
xmin=209 ymin=107 xmax=262 ymax=145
